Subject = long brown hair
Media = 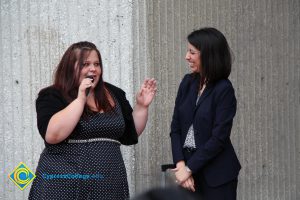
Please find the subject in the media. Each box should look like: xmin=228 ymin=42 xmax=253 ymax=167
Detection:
xmin=53 ymin=41 xmax=113 ymax=113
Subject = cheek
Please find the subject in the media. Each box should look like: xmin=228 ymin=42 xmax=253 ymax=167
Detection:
xmin=196 ymin=56 xmax=201 ymax=65
xmin=97 ymin=67 xmax=102 ymax=74
xmin=78 ymin=68 xmax=88 ymax=82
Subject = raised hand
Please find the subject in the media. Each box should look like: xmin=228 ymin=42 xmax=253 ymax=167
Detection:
xmin=136 ymin=78 xmax=157 ymax=107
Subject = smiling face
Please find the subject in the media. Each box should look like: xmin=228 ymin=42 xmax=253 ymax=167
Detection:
xmin=185 ymin=42 xmax=201 ymax=73
xmin=78 ymin=50 xmax=102 ymax=89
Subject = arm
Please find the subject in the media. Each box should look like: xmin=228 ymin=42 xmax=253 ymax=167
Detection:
xmin=132 ymin=78 xmax=157 ymax=135
xmin=43 ymin=77 xmax=93 ymax=144
xmin=170 ymin=75 xmax=194 ymax=184
xmin=45 ymin=98 xmax=85 ymax=144
xmin=170 ymin=75 xmax=189 ymax=164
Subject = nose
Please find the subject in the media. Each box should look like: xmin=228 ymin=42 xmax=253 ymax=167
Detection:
xmin=185 ymin=51 xmax=190 ymax=60
xmin=89 ymin=64 xmax=96 ymax=71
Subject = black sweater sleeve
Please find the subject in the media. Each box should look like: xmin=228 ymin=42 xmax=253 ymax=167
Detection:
xmin=35 ymin=86 xmax=67 ymax=140
xmin=36 ymin=84 xmax=138 ymax=145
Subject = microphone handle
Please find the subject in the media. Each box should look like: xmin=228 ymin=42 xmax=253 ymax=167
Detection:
xmin=85 ymin=76 xmax=94 ymax=96
xmin=86 ymin=87 xmax=91 ymax=96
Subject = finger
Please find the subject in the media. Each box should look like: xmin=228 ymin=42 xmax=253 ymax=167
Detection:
xmin=151 ymin=79 xmax=157 ymax=86
xmin=137 ymin=89 xmax=143 ymax=97
xmin=151 ymin=88 xmax=157 ymax=93
xmin=86 ymin=77 xmax=94 ymax=82
xmin=149 ymin=78 xmax=156 ymax=86
xmin=150 ymin=80 xmax=157 ymax=90
xmin=187 ymin=179 xmax=194 ymax=191
xmin=185 ymin=178 xmax=190 ymax=186
xmin=190 ymin=177 xmax=194 ymax=186
xmin=140 ymin=79 xmax=149 ymax=89
xmin=143 ymin=78 xmax=150 ymax=86
xmin=183 ymin=181 xmax=189 ymax=189
xmin=82 ymin=80 xmax=92 ymax=89
xmin=188 ymin=178 xmax=195 ymax=192
xmin=189 ymin=182 xmax=195 ymax=192
xmin=147 ymin=81 xmax=152 ymax=90
xmin=191 ymin=185 xmax=195 ymax=192
xmin=141 ymin=83 xmax=147 ymax=90
xmin=146 ymin=78 xmax=155 ymax=86
xmin=151 ymin=80 xmax=157 ymax=87
xmin=149 ymin=87 xmax=156 ymax=95
xmin=171 ymin=167 xmax=178 ymax=172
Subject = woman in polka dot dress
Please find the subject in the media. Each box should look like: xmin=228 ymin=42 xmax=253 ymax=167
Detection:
xmin=28 ymin=41 xmax=157 ymax=200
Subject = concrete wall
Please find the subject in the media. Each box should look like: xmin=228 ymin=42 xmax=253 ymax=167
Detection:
xmin=1 ymin=0 xmax=299 ymax=199
xmin=0 ymin=0 xmax=136 ymax=199
xmin=133 ymin=0 xmax=300 ymax=199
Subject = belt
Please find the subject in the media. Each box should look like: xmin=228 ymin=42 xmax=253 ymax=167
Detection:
xmin=66 ymin=138 xmax=121 ymax=145
xmin=183 ymin=147 xmax=196 ymax=153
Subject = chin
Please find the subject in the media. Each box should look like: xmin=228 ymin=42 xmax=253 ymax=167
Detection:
xmin=190 ymin=68 xmax=198 ymax=73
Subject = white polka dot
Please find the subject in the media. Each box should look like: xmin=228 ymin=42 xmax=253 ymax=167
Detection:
xmin=29 ymin=94 xmax=129 ymax=199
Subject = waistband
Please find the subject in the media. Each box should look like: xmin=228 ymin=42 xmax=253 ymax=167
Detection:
xmin=66 ymin=138 xmax=121 ymax=145
xmin=183 ymin=147 xmax=196 ymax=153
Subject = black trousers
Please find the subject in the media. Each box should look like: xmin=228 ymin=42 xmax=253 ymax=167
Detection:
xmin=193 ymin=173 xmax=237 ymax=200
xmin=183 ymin=149 xmax=238 ymax=200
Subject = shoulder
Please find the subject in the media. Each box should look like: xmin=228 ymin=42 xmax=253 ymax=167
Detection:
xmin=38 ymin=86 xmax=62 ymax=98
xmin=36 ymin=86 xmax=67 ymax=105
xmin=181 ymin=73 xmax=194 ymax=82
xmin=105 ymin=82 xmax=126 ymax=96
xmin=211 ymin=79 xmax=236 ymax=104
xmin=179 ymin=73 xmax=197 ymax=87
xmin=213 ymin=79 xmax=234 ymax=92
xmin=105 ymin=82 xmax=129 ymax=107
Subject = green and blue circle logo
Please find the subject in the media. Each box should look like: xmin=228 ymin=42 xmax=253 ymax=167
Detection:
xmin=8 ymin=162 xmax=36 ymax=190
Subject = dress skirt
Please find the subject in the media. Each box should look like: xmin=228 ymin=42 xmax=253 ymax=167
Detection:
xmin=29 ymin=141 xmax=129 ymax=200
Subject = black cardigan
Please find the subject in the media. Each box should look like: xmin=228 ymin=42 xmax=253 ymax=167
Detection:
xmin=36 ymin=83 xmax=138 ymax=146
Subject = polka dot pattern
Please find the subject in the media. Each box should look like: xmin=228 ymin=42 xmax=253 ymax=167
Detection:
xmin=29 ymin=96 xmax=129 ymax=200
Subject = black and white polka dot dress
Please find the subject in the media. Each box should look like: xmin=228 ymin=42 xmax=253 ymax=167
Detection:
xmin=29 ymin=95 xmax=129 ymax=200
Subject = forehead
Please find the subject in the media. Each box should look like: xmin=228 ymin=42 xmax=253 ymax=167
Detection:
xmin=76 ymin=49 xmax=99 ymax=60
xmin=187 ymin=42 xmax=198 ymax=50
xmin=85 ymin=50 xmax=99 ymax=60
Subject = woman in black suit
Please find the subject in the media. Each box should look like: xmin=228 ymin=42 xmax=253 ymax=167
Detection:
xmin=170 ymin=27 xmax=241 ymax=200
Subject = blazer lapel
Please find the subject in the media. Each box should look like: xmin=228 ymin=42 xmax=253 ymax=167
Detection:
xmin=190 ymin=79 xmax=199 ymax=106
xmin=194 ymin=84 xmax=214 ymax=111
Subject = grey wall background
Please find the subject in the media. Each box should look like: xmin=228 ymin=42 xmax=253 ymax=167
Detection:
xmin=133 ymin=0 xmax=300 ymax=199
xmin=1 ymin=0 xmax=299 ymax=199
xmin=0 ymin=0 xmax=137 ymax=199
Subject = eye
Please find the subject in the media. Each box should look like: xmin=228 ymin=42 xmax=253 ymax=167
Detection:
xmin=83 ymin=62 xmax=90 ymax=67
xmin=94 ymin=62 xmax=100 ymax=67
xmin=187 ymin=49 xmax=200 ymax=55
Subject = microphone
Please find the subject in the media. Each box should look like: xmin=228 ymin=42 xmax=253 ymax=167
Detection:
xmin=85 ymin=75 xmax=94 ymax=96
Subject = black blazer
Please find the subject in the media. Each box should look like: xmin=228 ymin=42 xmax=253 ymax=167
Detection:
xmin=170 ymin=74 xmax=241 ymax=187
xmin=36 ymin=83 xmax=138 ymax=146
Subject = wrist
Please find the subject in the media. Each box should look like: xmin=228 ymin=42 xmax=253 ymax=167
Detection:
xmin=76 ymin=96 xmax=86 ymax=104
xmin=185 ymin=166 xmax=192 ymax=174
xmin=135 ymin=103 xmax=149 ymax=110
xmin=176 ymin=161 xmax=185 ymax=168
